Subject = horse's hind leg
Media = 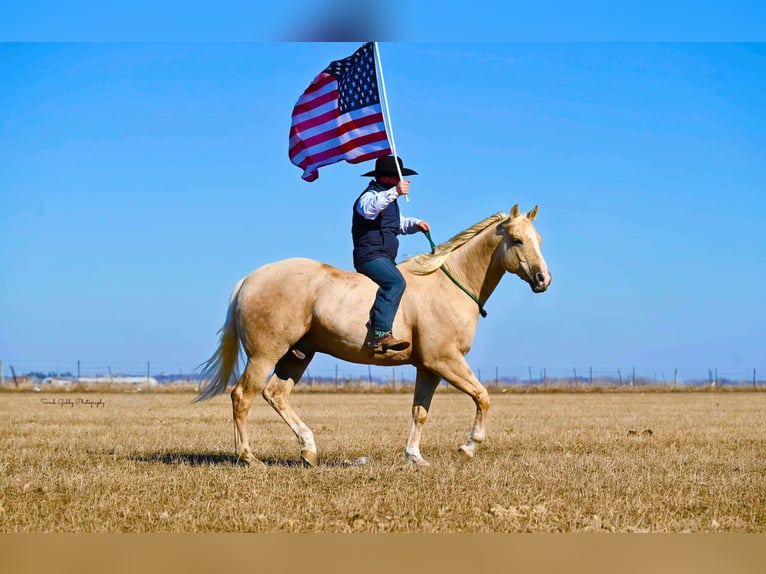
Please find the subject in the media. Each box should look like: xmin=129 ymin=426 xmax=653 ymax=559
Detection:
xmin=231 ymin=357 xmax=272 ymax=465
xmin=262 ymin=351 xmax=318 ymax=467
xmin=404 ymin=368 xmax=442 ymax=466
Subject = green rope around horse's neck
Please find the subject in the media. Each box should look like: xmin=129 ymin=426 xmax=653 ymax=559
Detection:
xmin=424 ymin=230 xmax=488 ymax=318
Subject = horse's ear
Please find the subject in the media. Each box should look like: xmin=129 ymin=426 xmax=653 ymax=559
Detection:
xmin=509 ymin=204 xmax=520 ymax=219
xmin=527 ymin=205 xmax=538 ymax=221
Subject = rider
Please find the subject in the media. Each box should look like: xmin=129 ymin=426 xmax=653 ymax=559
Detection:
xmin=353 ymin=155 xmax=430 ymax=353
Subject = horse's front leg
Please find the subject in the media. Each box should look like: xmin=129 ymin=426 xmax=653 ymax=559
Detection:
xmin=404 ymin=368 xmax=442 ymax=466
xmin=432 ymin=355 xmax=490 ymax=461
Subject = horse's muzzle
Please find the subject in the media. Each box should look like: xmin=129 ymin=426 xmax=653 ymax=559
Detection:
xmin=530 ymin=271 xmax=551 ymax=293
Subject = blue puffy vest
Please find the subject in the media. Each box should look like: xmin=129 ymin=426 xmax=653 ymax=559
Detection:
xmin=352 ymin=181 xmax=401 ymax=268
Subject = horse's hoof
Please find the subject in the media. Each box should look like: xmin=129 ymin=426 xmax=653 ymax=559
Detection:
xmin=301 ymin=450 xmax=318 ymax=467
xmin=404 ymin=453 xmax=432 ymax=467
xmin=238 ymin=452 xmax=266 ymax=467
xmin=457 ymin=445 xmax=475 ymax=462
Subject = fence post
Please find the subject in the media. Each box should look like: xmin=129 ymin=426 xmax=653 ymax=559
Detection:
xmin=495 ymin=366 xmax=499 ymax=389
xmin=528 ymin=366 xmax=533 ymax=385
xmin=573 ymin=368 xmax=577 ymax=387
xmin=618 ymin=369 xmax=623 ymax=385
xmin=0 ymin=360 xmax=3 ymax=385
xmin=589 ymin=366 xmax=592 ymax=386
xmin=674 ymin=368 xmax=678 ymax=387
xmin=77 ymin=360 xmax=81 ymax=381
xmin=631 ymin=367 xmax=635 ymax=387
xmin=754 ymin=368 xmax=757 ymax=389
xmin=543 ymin=367 xmax=547 ymax=386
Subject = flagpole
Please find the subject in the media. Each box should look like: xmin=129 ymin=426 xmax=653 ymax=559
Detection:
xmin=374 ymin=41 xmax=409 ymax=202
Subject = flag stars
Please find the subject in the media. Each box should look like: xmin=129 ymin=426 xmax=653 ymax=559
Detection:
xmin=289 ymin=42 xmax=390 ymax=182
xmin=325 ymin=43 xmax=380 ymax=114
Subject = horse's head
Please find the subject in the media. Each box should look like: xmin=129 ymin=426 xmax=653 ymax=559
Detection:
xmin=498 ymin=204 xmax=552 ymax=293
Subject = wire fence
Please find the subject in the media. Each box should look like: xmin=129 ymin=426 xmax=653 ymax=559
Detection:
xmin=2 ymin=359 xmax=764 ymax=390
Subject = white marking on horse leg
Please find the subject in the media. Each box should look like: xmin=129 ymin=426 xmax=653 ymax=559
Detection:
xmin=404 ymin=369 xmax=440 ymax=466
xmin=263 ymin=374 xmax=318 ymax=466
xmin=404 ymin=405 xmax=431 ymax=466
xmin=434 ymin=356 xmax=491 ymax=462
xmin=295 ymin=422 xmax=318 ymax=467
xmin=296 ymin=422 xmax=316 ymax=453
xmin=458 ymin=386 xmax=489 ymax=460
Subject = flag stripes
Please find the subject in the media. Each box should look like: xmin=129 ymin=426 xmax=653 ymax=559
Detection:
xmin=289 ymin=43 xmax=391 ymax=182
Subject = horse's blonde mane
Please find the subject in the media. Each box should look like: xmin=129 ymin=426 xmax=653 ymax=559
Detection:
xmin=401 ymin=212 xmax=507 ymax=275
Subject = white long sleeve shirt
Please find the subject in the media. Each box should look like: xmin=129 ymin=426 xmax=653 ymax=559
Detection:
xmin=356 ymin=187 xmax=424 ymax=235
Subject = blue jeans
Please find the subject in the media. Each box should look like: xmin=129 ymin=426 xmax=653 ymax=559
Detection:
xmin=355 ymin=256 xmax=406 ymax=334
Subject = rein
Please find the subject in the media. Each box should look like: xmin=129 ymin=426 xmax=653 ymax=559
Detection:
xmin=424 ymin=230 xmax=488 ymax=318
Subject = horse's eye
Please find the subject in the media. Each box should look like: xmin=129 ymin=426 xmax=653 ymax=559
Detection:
xmin=511 ymin=238 xmax=523 ymax=246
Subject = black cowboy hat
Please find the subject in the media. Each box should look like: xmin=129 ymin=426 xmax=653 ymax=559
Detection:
xmin=361 ymin=155 xmax=418 ymax=177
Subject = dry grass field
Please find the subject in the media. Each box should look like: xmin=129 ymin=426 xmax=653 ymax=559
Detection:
xmin=1 ymin=389 xmax=764 ymax=532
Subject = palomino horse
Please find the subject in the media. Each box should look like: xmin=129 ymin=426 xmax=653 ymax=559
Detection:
xmin=195 ymin=205 xmax=551 ymax=466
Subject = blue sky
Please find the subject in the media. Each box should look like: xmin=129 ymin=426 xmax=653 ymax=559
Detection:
xmin=1 ymin=42 xmax=765 ymax=382
xmin=1 ymin=2 xmax=765 ymax=42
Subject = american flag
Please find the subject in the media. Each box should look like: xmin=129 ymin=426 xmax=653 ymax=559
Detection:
xmin=289 ymin=42 xmax=391 ymax=182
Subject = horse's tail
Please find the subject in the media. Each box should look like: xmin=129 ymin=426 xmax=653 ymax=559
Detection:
xmin=193 ymin=277 xmax=246 ymax=403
